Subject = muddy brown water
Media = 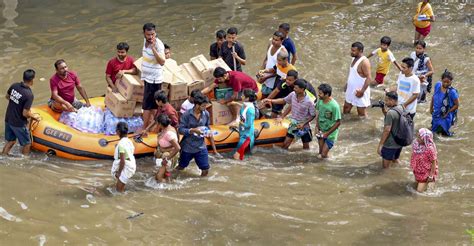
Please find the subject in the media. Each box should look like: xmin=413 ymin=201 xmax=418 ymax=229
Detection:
xmin=0 ymin=0 xmax=473 ymax=245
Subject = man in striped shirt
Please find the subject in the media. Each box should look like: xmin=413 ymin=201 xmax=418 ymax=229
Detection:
xmin=141 ymin=23 xmax=166 ymax=129
xmin=262 ymin=79 xmax=316 ymax=150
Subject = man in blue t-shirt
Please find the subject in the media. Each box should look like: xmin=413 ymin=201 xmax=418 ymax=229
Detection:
xmin=3 ymin=69 xmax=39 ymax=156
xmin=279 ymin=23 xmax=297 ymax=65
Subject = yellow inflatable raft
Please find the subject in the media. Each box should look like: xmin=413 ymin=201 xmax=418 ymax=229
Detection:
xmin=30 ymin=97 xmax=289 ymax=160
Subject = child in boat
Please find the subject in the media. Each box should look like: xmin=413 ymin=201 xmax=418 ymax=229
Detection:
xmin=155 ymin=114 xmax=180 ymax=182
xmin=111 ymin=122 xmax=136 ymax=192
xmin=412 ymin=0 xmax=435 ymax=44
xmin=233 ymin=89 xmax=257 ymax=160
xmin=410 ymin=128 xmax=438 ymax=193
xmin=367 ymin=36 xmax=401 ymax=85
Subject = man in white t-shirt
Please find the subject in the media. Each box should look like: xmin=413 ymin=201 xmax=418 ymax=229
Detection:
xmin=388 ymin=57 xmax=420 ymax=119
xmin=141 ymin=23 xmax=166 ymax=129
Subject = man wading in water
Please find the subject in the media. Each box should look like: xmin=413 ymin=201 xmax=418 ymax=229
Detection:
xmin=343 ymin=42 xmax=372 ymax=118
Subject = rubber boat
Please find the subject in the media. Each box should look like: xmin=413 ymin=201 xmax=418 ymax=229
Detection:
xmin=30 ymin=97 xmax=289 ymax=160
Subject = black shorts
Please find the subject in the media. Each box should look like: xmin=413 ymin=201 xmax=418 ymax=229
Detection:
xmin=142 ymin=82 xmax=162 ymax=110
xmin=381 ymin=147 xmax=402 ymax=161
xmin=286 ymin=129 xmax=313 ymax=143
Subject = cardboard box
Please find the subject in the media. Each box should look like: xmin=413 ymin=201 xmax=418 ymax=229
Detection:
xmin=170 ymin=99 xmax=187 ymax=111
xmin=134 ymin=57 xmax=143 ymax=73
xmin=209 ymin=58 xmax=231 ymax=72
xmin=117 ymin=74 xmax=144 ymax=102
xmin=180 ymin=62 xmax=204 ymax=82
xmin=190 ymin=54 xmax=214 ymax=84
xmin=105 ymin=87 xmax=136 ymax=118
xmin=134 ymin=102 xmax=143 ymax=116
xmin=168 ymin=82 xmax=188 ymax=101
xmin=187 ymin=80 xmax=205 ymax=95
xmin=210 ymin=101 xmax=233 ymax=125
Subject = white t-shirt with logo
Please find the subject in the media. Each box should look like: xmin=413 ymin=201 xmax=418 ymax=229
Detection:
xmin=396 ymin=72 xmax=421 ymax=114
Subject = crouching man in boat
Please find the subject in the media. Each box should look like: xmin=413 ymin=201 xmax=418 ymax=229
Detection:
xmin=3 ymin=69 xmax=40 ymax=156
xmin=48 ymin=59 xmax=91 ymax=112
xmin=202 ymin=67 xmax=259 ymax=126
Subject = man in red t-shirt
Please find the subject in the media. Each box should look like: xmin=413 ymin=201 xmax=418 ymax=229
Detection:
xmin=202 ymin=67 xmax=258 ymax=125
xmin=49 ymin=59 xmax=91 ymax=112
xmin=105 ymin=42 xmax=137 ymax=92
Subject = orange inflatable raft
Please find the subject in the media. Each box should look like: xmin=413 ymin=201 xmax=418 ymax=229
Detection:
xmin=30 ymin=97 xmax=289 ymax=160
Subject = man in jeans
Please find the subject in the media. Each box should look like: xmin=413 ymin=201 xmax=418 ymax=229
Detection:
xmin=177 ymin=95 xmax=211 ymax=177
xmin=378 ymin=91 xmax=403 ymax=168
xmin=3 ymin=69 xmax=40 ymax=156
xmin=141 ymin=22 xmax=166 ymax=129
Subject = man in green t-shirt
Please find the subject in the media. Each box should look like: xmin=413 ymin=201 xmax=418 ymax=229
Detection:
xmin=315 ymin=84 xmax=342 ymax=158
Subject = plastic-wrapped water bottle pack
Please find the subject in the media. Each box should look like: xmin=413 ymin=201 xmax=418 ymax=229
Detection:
xmin=59 ymin=107 xmax=143 ymax=135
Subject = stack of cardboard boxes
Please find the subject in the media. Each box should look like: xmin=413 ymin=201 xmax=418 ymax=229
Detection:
xmin=105 ymin=73 xmax=144 ymax=118
xmin=132 ymin=54 xmax=233 ymax=124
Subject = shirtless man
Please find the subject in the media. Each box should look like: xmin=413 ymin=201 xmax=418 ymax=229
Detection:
xmin=343 ymin=42 xmax=372 ymax=117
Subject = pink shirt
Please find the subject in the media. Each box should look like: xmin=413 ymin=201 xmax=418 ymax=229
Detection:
xmin=158 ymin=130 xmax=178 ymax=148
xmin=50 ymin=71 xmax=80 ymax=104
xmin=105 ymin=56 xmax=136 ymax=83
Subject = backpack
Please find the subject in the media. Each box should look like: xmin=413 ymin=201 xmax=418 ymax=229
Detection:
xmin=389 ymin=106 xmax=414 ymax=146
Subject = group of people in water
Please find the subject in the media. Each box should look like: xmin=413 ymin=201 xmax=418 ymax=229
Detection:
xmin=3 ymin=0 xmax=458 ymax=193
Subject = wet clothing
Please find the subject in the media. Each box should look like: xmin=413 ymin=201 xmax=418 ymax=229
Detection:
xmin=178 ymin=109 xmax=210 ymax=154
xmin=284 ymin=92 xmax=316 ymax=128
xmin=315 ymin=98 xmax=341 ymax=142
xmin=105 ymin=56 xmax=136 ymax=84
xmin=383 ymin=105 xmax=403 ymax=149
xmin=345 ymin=56 xmax=370 ymax=107
xmin=142 ymin=83 xmax=161 ymax=110
xmin=5 ymin=82 xmax=34 ymax=127
xmin=431 ymin=82 xmax=459 ymax=136
xmin=111 ymin=137 xmax=136 ymax=184
xmin=234 ymin=102 xmax=256 ymax=158
xmin=50 ymin=71 xmax=80 ymax=104
xmin=4 ymin=123 xmax=31 ymax=146
xmin=220 ymin=41 xmax=246 ymax=71
xmin=411 ymin=128 xmax=438 ymax=182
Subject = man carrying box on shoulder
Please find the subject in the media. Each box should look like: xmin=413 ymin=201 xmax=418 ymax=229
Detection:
xmin=202 ymin=67 xmax=258 ymax=125
xmin=105 ymin=42 xmax=137 ymax=93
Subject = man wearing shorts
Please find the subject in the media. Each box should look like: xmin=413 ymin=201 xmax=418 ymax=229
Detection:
xmin=3 ymin=69 xmax=39 ymax=156
xmin=177 ymin=95 xmax=211 ymax=177
xmin=378 ymin=91 xmax=403 ymax=169
xmin=140 ymin=22 xmax=166 ymax=129
xmin=49 ymin=59 xmax=91 ymax=112
xmin=262 ymin=79 xmax=316 ymax=150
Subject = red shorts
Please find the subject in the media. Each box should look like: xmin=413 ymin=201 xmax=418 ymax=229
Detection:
xmin=375 ymin=73 xmax=386 ymax=84
xmin=415 ymin=25 xmax=431 ymax=37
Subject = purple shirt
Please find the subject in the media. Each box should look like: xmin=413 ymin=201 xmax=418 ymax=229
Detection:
xmin=284 ymin=91 xmax=315 ymax=126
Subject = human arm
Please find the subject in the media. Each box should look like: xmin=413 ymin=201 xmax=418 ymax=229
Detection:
xmin=266 ymin=87 xmax=281 ymax=100
xmin=178 ymin=113 xmax=203 ymax=136
xmin=166 ymin=138 xmax=181 ymax=160
xmin=290 ymin=52 xmax=297 ymax=65
xmin=430 ymin=94 xmax=434 ymax=114
xmin=355 ymin=59 xmax=372 ymax=98
xmin=201 ymin=82 xmax=217 ymax=95
xmin=151 ymin=39 xmax=166 ymax=66
xmin=76 ymin=84 xmax=91 ymax=107
xmin=444 ymin=98 xmax=459 ymax=118
xmin=377 ymin=124 xmax=392 ymax=155
xmin=105 ymin=74 xmax=118 ymax=92
xmin=393 ymin=61 xmax=402 ymax=72
xmin=232 ymin=45 xmax=246 ymax=65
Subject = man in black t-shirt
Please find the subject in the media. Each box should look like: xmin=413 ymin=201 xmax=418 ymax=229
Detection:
xmin=220 ymin=27 xmax=246 ymax=71
xmin=266 ymin=70 xmax=317 ymax=118
xmin=3 ymin=69 xmax=39 ymax=156
xmin=210 ymin=29 xmax=226 ymax=60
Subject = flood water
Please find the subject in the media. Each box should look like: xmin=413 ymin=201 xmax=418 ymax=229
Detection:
xmin=1 ymin=0 xmax=473 ymax=244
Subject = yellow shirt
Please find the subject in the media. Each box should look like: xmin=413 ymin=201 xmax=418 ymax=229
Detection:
xmin=276 ymin=64 xmax=297 ymax=79
xmin=372 ymin=48 xmax=396 ymax=75
xmin=413 ymin=2 xmax=434 ymax=28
